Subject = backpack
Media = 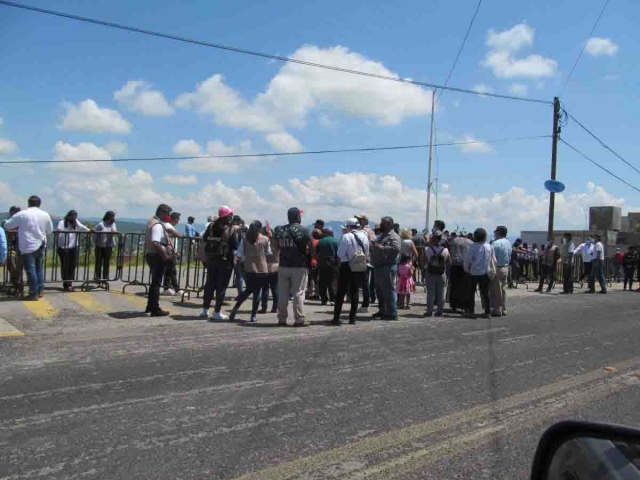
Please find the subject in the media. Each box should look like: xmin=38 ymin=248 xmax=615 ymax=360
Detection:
xmin=349 ymin=232 xmax=368 ymax=273
xmin=203 ymin=224 xmax=229 ymax=260
xmin=427 ymin=246 xmax=446 ymax=275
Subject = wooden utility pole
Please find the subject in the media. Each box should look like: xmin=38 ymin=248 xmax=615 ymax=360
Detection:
xmin=547 ymin=97 xmax=561 ymax=241
xmin=425 ymin=89 xmax=436 ymax=232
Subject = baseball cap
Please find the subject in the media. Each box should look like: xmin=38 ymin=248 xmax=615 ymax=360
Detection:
xmin=346 ymin=217 xmax=360 ymax=227
xmin=354 ymin=213 xmax=369 ymax=223
xmin=218 ymin=205 xmax=234 ymax=218
xmin=323 ymin=226 xmax=333 ymax=234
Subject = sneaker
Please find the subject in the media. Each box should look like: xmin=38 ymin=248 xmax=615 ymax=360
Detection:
xmin=151 ymin=309 xmax=170 ymax=317
xmin=502 ymin=310 xmax=507 ymax=316
xmin=277 ymin=321 xmax=287 ymax=327
xmin=434 ymin=312 xmax=444 ymax=317
xmin=382 ymin=315 xmax=398 ymax=321
xmin=348 ymin=319 xmax=356 ymax=325
xmin=162 ymin=288 xmax=176 ymax=296
xmin=329 ymin=301 xmax=335 ymax=307
xmin=259 ymin=308 xmax=268 ymax=314
xmin=249 ymin=315 xmax=257 ymax=323
xmin=25 ymin=295 xmax=39 ymax=302
xmin=358 ymin=306 xmax=369 ymax=313
xmin=211 ymin=312 xmax=228 ymax=321
xmin=424 ymin=311 xmax=433 ymax=317
xmin=331 ymin=320 xmax=342 ymax=326
xmin=598 ymin=290 xmax=607 ymax=294
xmin=199 ymin=309 xmax=209 ymax=318
xmin=38 ymin=291 xmax=44 ymax=299
xmin=176 ymin=290 xmax=184 ymax=297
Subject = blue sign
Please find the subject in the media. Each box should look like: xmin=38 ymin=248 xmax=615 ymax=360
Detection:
xmin=544 ymin=179 xmax=565 ymax=193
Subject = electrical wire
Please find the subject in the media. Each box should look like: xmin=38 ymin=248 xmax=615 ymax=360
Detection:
xmin=0 ymin=135 xmax=551 ymax=165
xmin=560 ymin=138 xmax=640 ymax=194
xmin=0 ymin=0 xmax=552 ymax=105
xmin=560 ymin=0 xmax=611 ymax=94
xmin=439 ymin=0 xmax=482 ymax=96
xmin=564 ymin=110 xmax=640 ymax=176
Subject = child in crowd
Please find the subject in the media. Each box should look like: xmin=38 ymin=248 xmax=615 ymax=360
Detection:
xmin=397 ymin=254 xmax=415 ymax=309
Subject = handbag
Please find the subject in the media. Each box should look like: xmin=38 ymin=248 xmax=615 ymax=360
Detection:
xmin=349 ymin=232 xmax=368 ymax=273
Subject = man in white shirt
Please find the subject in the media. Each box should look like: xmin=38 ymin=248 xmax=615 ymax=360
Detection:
xmin=587 ymin=234 xmax=607 ymax=294
xmin=3 ymin=196 xmax=53 ymax=300
xmin=144 ymin=204 xmax=173 ymax=316
xmin=573 ymin=240 xmax=594 ymax=283
xmin=332 ymin=218 xmax=369 ymax=325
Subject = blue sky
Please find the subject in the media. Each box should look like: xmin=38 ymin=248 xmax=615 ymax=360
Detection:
xmin=0 ymin=0 xmax=637 ymax=233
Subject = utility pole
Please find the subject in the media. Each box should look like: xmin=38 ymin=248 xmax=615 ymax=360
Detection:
xmin=547 ymin=97 xmax=561 ymax=241
xmin=425 ymin=89 xmax=436 ymax=232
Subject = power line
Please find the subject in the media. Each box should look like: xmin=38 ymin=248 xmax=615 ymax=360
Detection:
xmin=0 ymin=0 xmax=552 ymax=106
xmin=560 ymin=0 xmax=611 ymax=94
xmin=560 ymin=138 xmax=640 ymax=194
xmin=0 ymin=135 xmax=551 ymax=165
xmin=439 ymin=0 xmax=482 ymax=92
xmin=565 ymin=110 xmax=640 ymax=176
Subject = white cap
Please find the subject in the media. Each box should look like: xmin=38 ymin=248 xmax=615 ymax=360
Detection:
xmin=346 ymin=217 xmax=360 ymax=227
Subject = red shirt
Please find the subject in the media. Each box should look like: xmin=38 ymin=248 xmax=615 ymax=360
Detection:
xmin=614 ymin=252 xmax=624 ymax=265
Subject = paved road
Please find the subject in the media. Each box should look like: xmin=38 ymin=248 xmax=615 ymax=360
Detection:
xmin=1 ymin=286 xmax=640 ymax=480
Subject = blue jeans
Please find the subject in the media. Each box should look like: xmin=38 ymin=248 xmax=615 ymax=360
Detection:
xmin=374 ymin=264 xmax=398 ymax=317
xmin=22 ymin=247 xmax=44 ymax=297
xmin=261 ymin=272 xmax=279 ymax=311
xmin=203 ymin=261 xmax=234 ymax=312
xmin=589 ymin=259 xmax=607 ymax=292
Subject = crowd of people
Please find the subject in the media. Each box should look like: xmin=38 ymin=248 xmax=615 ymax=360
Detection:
xmin=0 ymin=197 xmax=631 ymax=323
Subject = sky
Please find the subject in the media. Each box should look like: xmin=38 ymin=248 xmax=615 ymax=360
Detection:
xmin=0 ymin=0 xmax=638 ymax=234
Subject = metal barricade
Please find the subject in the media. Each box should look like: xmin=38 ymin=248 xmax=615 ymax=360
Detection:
xmin=1 ymin=232 xmax=22 ymax=296
xmin=175 ymin=237 xmax=207 ymax=302
xmin=120 ymin=233 xmax=149 ymax=293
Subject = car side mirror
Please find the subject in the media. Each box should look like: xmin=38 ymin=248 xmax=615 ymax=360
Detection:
xmin=531 ymin=421 xmax=640 ymax=480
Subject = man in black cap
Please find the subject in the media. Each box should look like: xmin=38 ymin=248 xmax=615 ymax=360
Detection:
xmin=273 ymin=207 xmax=312 ymax=326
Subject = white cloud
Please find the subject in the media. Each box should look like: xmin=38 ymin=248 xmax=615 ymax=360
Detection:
xmin=175 ymin=45 xmax=434 ymax=134
xmin=265 ymin=132 xmax=304 ymax=153
xmin=52 ymin=141 xmax=113 ymax=174
xmin=585 ymin=37 xmax=618 ymax=57
xmin=162 ymin=174 xmax=197 ymax=185
xmin=114 ymin=80 xmax=175 ymax=116
xmin=0 ymin=138 xmax=18 ymax=155
xmin=59 ymin=99 xmax=132 ymax=134
xmin=457 ymin=134 xmax=495 ymax=154
xmin=0 ymin=181 xmax=23 ymax=207
xmin=482 ymin=23 xmax=557 ymax=79
xmin=472 ymin=83 xmax=494 ymax=95
xmin=104 ymin=141 xmax=128 ymax=156
xmin=508 ymin=83 xmax=529 ymax=96
xmin=176 ymin=139 xmax=258 ymax=173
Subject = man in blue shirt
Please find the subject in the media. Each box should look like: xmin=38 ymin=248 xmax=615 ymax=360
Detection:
xmin=184 ymin=216 xmax=198 ymax=238
xmin=490 ymin=225 xmax=512 ymax=317
xmin=0 ymin=226 xmax=7 ymax=266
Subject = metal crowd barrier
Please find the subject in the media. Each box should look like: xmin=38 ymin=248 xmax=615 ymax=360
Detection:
xmin=120 ymin=233 xmax=207 ymax=302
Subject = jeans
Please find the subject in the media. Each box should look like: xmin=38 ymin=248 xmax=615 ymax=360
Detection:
xmin=203 ymin=261 xmax=234 ymax=312
xmin=58 ymin=247 xmax=78 ymax=289
xmin=470 ymin=274 xmax=491 ymax=315
xmin=333 ymin=263 xmax=364 ymax=322
xmin=624 ymin=266 xmax=635 ymax=290
xmin=589 ymin=259 xmax=607 ymax=292
xmin=277 ymin=267 xmax=308 ymax=324
xmin=234 ymin=261 xmax=244 ymax=295
xmin=614 ymin=264 xmax=623 ymax=282
xmin=162 ymin=257 xmax=179 ymax=291
xmin=581 ymin=262 xmax=592 ymax=282
xmin=261 ymin=271 xmax=279 ymax=311
xmin=359 ymin=267 xmax=370 ymax=308
xmin=307 ymin=267 xmax=319 ymax=298
xmin=22 ymin=246 xmax=44 ymax=297
xmin=318 ymin=265 xmax=336 ymax=304
xmin=94 ymin=246 xmax=113 ymax=280
xmin=145 ymin=254 xmax=167 ymax=313
xmin=538 ymin=265 xmax=556 ymax=291
xmin=426 ymin=273 xmax=445 ymax=315
xmin=233 ymin=271 xmax=269 ymax=316
xmin=374 ymin=264 xmax=398 ymax=317
xmin=368 ymin=266 xmax=376 ymax=304
xmin=562 ymin=262 xmax=574 ymax=293
xmin=489 ymin=266 xmax=509 ymax=312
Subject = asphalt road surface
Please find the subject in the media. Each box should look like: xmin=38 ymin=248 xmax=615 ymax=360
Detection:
xmin=1 ymin=286 xmax=640 ymax=480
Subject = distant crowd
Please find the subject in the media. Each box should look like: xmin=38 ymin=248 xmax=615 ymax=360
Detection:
xmin=0 ymin=197 xmax=624 ymax=324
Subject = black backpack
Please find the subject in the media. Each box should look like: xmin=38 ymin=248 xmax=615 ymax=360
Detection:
xmin=427 ymin=246 xmax=446 ymax=275
xmin=204 ymin=225 xmax=229 ymax=260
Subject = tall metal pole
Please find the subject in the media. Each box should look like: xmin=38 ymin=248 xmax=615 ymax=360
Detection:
xmin=547 ymin=96 xmax=561 ymax=241
xmin=425 ymin=89 xmax=436 ymax=232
